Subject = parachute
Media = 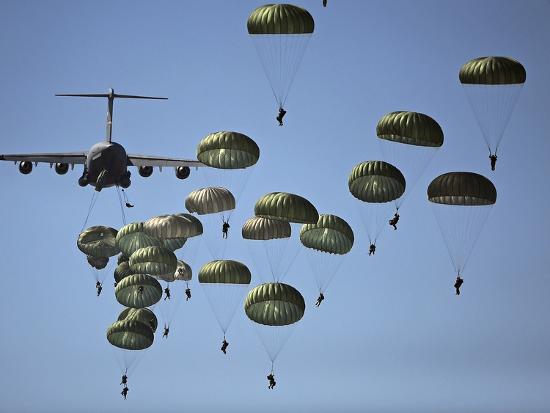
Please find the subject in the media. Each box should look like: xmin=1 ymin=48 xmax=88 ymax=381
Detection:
xmin=115 ymin=274 xmax=163 ymax=308
xmin=199 ymin=260 xmax=252 ymax=345
xmin=129 ymin=246 xmax=177 ymax=277
xmin=242 ymin=216 xmax=296 ymax=283
xmin=247 ymin=4 xmax=314 ymax=111
xmin=77 ymin=226 xmax=119 ymax=258
xmin=116 ymin=222 xmax=162 ymax=257
xmin=114 ymin=261 xmax=133 ymax=286
xmin=197 ymin=131 xmax=260 ymax=170
xmin=245 ymin=282 xmax=305 ymax=372
xmin=107 ymin=315 xmax=155 ymax=377
xmin=300 ymin=214 xmax=354 ymax=300
xmin=459 ymin=56 xmax=526 ymax=163
xmin=87 ymin=255 xmax=108 ymax=270
xmin=185 ymin=187 xmax=235 ymax=259
xmin=163 ymin=236 xmax=187 ymax=253
xmin=117 ymin=253 xmax=129 ymax=265
xmin=117 ymin=307 xmax=158 ymax=333
xmin=155 ymin=260 xmax=192 ymax=283
xmin=107 ymin=320 xmax=154 ymax=351
xmin=143 ymin=214 xmax=196 ymax=240
xmin=185 ymin=187 xmax=236 ymax=215
xmin=376 ymin=111 xmax=443 ymax=209
xmin=348 ymin=161 xmax=405 ymax=246
xmin=254 ymin=192 xmax=319 ymax=224
xmin=77 ymin=226 xmax=120 ymax=288
xmin=428 ymin=172 xmax=497 ymax=279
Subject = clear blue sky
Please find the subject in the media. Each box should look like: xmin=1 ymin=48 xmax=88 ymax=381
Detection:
xmin=1 ymin=1 xmax=549 ymax=412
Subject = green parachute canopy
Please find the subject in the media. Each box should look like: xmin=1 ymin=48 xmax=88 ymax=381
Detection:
xmin=247 ymin=4 xmax=315 ymax=34
xmin=77 ymin=226 xmax=119 ymax=258
xmin=185 ymin=187 xmax=236 ymax=215
xmin=143 ymin=214 xmax=195 ymax=240
xmin=300 ymin=214 xmax=354 ymax=254
xmin=115 ymin=274 xmax=162 ymax=308
xmin=116 ymin=222 xmax=162 ymax=258
xmin=254 ymin=192 xmax=319 ymax=224
xmin=197 ymin=131 xmax=260 ymax=169
xmin=118 ymin=307 xmax=158 ymax=333
xmin=174 ymin=214 xmax=203 ymax=238
xmin=376 ymin=111 xmax=444 ymax=147
xmin=175 ymin=260 xmax=192 ymax=282
xmin=459 ymin=56 xmax=526 ymax=85
xmin=245 ymin=282 xmax=305 ymax=326
xmin=348 ymin=161 xmax=406 ymax=203
xmin=163 ymin=236 xmax=187 ymax=252
xmin=199 ymin=260 xmax=252 ymax=284
xmin=129 ymin=246 xmax=177 ymax=277
xmin=428 ymin=172 xmax=497 ymax=206
xmin=114 ymin=261 xmax=134 ymax=285
xmin=242 ymin=216 xmax=292 ymax=240
xmin=156 ymin=260 xmax=192 ymax=283
xmin=87 ymin=255 xmax=109 ymax=270
xmin=106 ymin=320 xmax=154 ymax=351
xmin=117 ymin=254 xmax=129 ymax=265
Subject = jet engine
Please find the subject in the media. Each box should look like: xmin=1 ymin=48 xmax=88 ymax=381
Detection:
xmin=139 ymin=166 xmax=153 ymax=177
xmin=55 ymin=162 xmax=69 ymax=175
xmin=19 ymin=161 xmax=33 ymax=174
xmin=176 ymin=166 xmax=190 ymax=180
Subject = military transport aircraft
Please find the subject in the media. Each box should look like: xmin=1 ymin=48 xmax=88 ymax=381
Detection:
xmin=0 ymin=89 xmax=204 ymax=191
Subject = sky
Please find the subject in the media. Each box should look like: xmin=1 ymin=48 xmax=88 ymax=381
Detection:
xmin=0 ymin=1 xmax=549 ymax=412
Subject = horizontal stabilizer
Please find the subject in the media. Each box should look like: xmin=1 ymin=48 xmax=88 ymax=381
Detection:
xmin=56 ymin=92 xmax=167 ymax=100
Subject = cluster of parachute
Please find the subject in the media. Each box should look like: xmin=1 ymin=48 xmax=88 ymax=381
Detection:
xmin=73 ymin=3 xmax=526 ymax=394
xmin=347 ymin=55 xmax=524 ymax=290
xmin=78 ymin=213 xmax=203 ymax=377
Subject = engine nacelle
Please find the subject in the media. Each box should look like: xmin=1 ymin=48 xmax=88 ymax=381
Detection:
xmin=139 ymin=165 xmax=153 ymax=177
xmin=55 ymin=162 xmax=69 ymax=175
xmin=19 ymin=161 xmax=33 ymax=174
xmin=176 ymin=166 xmax=190 ymax=180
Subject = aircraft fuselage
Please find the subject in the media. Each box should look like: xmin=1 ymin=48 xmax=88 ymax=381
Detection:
xmin=81 ymin=141 xmax=130 ymax=190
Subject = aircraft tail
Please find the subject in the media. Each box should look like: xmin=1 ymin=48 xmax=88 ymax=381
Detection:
xmin=55 ymin=89 xmax=167 ymax=142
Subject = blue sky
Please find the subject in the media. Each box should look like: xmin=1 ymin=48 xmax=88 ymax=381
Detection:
xmin=0 ymin=1 xmax=549 ymax=412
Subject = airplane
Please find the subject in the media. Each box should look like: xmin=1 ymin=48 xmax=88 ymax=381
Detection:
xmin=0 ymin=88 xmax=204 ymax=191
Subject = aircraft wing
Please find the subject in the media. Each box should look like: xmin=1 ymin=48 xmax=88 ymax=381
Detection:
xmin=127 ymin=154 xmax=204 ymax=168
xmin=0 ymin=152 xmax=87 ymax=165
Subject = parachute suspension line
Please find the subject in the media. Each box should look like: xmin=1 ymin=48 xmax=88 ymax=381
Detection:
xmin=271 ymin=361 xmax=275 ymax=374
xmin=80 ymin=191 xmax=99 ymax=232
xmin=267 ymin=238 xmax=301 ymax=283
xmin=115 ymin=186 xmax=127 ymax=226
xmin=281 ymin=35 xmax=311 ymax=108
xmin=464 ymin=84 xmax=522 ymax=155
xmin=252 ymin=37 xmax=281 ymax=107
xmin=278 ymin=32 xmax=283 ymax=106
xmin=229 ymin=166 xmax=255 ymax=221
